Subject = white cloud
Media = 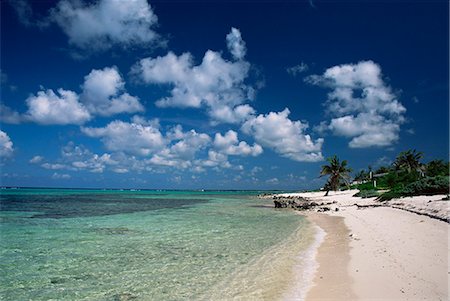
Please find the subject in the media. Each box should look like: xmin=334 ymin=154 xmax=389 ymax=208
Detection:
xmin=306 ymin=61 xmax=406 ymax=148
xmin=24 ymin=88 xmax=91 ymax=125
xmin=51 ymin=0 xmax=160 ymax=50
xmin=287 ymin=62 xmax=308 ymax=76
xmin=79 ymin=118 xmax=260 ymax=172
xmin=250 ymin=166 xmax=262 ymax=175
xmin=147 ymin=126 xmax=262 ymax=171
xmin=52 ymin=172 xmax=71 ymax=179
xmin=81 ymin=119 xmax=166 ymax=156
xmin=42 ymin=163 xmax=67 ymax=170
xmin=29 ymin=155 xmax=44 ymax=164
xmin=327 ymin=113 xmax=400 ymax=148
xmin=131 ymin=28 xmax=255 ymax=124
xmin=213 ymin=130 xmax=262 ymax=156
xmin=208 ymin=104 xmax=255 ymax=125
xmin=0 ymin=130 xmax=14 ymax=158
xmin=22 ymin=66 xmax=142 ymax=125
xmin=62 ymin=143 xmax=117 ymax=173
xmin=149 ymin=126 xmax=211 ymax=169
xmin=113 ymin=168 xmax=128 ymax=174
xmin=226 ymin=27 xmax=246 ymax=60
xmin=266 ymin=177 xmax=279 ymax=184
xmin=165 ymin=127 xmax=211 ymax=160
xmin=0 ymin=104 xmax=22 ymax=124
xmin=36 ymin=143 xmax=118 ymax=174
xmin=242 ymin=108 xmax=324 ymax=162
xmin=81 ymin=66 xmax=143 ymax=116
xmin=198 ymin=150 xmax=232 ymax=169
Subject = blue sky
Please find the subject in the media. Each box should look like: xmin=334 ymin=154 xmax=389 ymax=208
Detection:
xmin=1 ymin=0 xmax=448 ymax=189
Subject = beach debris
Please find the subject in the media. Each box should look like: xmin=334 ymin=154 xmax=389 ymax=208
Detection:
xmin=267 ymin=192 xmax=450 ymax=223
xmin=271 ymin=196 xmax=337 ymax=212
xmin=349 ymin=233 xmax=360 ymax=241
xmin=355 ymin=203 xmax=384 ymax=209
xmin=317 ymin=206 xmax=330 ymax=212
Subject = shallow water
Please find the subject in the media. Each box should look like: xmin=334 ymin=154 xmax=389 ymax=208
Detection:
xmin=0 ymin=189 xmax=315 ymax=300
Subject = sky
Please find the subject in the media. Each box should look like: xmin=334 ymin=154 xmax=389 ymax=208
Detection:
xmin=0 ymin=0 xmax=448 ymax=190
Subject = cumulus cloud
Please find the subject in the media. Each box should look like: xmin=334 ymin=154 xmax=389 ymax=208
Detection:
xmin=213 ymin=130 xmax=262 ymax=156
xmin=148 ymin=126 xmax=263 ymax=171
xmin=242 ymin=108 xmax=324 ymax=162
xmin=149 ymin=125 xmax=211 ymax=169
xmin=306 ymin=60 xmax=406 ymax=148
xmin=50 ymin=0 xmax=160 ymax=51
xmin=198 ymin=150 xmax=232 ymax=170
xmin=226 ymin=27 xmax=246 ymax=60
xmin=21 ymin=66 xmax=142 ymax=125
xmin=286 ymin=62 xmax=308 ymax=76
xmin=61 ymin=142 xmax=117 ymax=173
xmin=81 ymin=66 xmax=144 ymax=116
xmin=266 ymin=177 xmax=279 ymax=184
xmin=150 ymin=137 xmax=210 ymax=169
xmin=0 ymin=104 xmax=22 ymax=124
xmin=131 ymin=28 xmax=256 ymax=124
xmin=79 ymin=118 xmax=262 ymax=172
xmin=29 ymin=155 xmax=44 ymax=164
xmin=328 ymin=114 xmax=400 ymax=148
xmin=24 ymin=88 xmax=91 ymax=125
xmin=42 ymin=163 xmax=68 ymax=170
xmin=35 ymin=143 xmax=118 ymax=174
xmin=0 ymin=130 xmax=14 ymax=158
xmin=81 ymin=119 xmax=166 ymax=156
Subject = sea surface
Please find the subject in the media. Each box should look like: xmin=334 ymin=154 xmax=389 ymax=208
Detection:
xmin=0 ymin=188 xmax=317 ymax=300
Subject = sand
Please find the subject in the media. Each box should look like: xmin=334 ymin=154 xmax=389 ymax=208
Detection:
xmin=277 ymin=190 xmax=450 ymax=300
xmin=304 ymin=213 xmax=355 ymax=300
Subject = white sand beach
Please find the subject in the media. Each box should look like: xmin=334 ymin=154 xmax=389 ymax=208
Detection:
xmin=275 ymin=190 xmax=449 ymax=300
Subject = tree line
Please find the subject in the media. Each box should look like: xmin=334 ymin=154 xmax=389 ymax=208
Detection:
xmin=320 ymin=150 xmax=449 ymax=199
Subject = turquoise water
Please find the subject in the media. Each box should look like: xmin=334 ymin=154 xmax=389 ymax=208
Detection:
xmin=0 ymin=189 xmax=315 ymax=300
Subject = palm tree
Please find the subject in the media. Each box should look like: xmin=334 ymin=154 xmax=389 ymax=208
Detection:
xmin=320 ymin=155 xmax=352 ymax=196
xmin=354 ymin=169 xmax=369 ymax=182
xmin=393 ymin=149 xmax=424 ymax=174
xmin=425 ymin=159 xmax=449 ymax=177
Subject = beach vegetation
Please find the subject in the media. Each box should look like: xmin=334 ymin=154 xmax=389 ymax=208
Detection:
xmin=353 ymin=170 xmax=370 ymax=182
xmin=353 ymin=189 xmax=380 ymax=198
xmin=320 ymin=155 xmax=352 ymax=195
xmin=375 ymin=165 xmax=392 ymax=174
xmin=376 ymin=176 xmax=449 ymax=201
xmin=424 ymin=160 xmax=449 ymax=177
xmin=348 ymin=149 xmax=449 ymax=201
xmin=393 ymin=149 xmax=424 ymax=174
xmin=376 ymin=189 xmax=404 ymax=201
xmin=401 ymin=175 xmax=449 ymax=196
xmin=354 ymin=181 xmax=378 ymax=191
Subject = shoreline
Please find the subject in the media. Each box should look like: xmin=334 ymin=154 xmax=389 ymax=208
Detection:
xmin=270 ymin=190 xmax=450 ymax=300
xmin=303 ymin=212 xmax=355 ymax=300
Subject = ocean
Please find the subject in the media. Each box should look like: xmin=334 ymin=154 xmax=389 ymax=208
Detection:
xmin=0 ymin=188 xmax=318 ymax=300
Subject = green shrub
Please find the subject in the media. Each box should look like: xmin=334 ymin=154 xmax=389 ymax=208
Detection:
xmin=353 ymin=190 xmax=380 ymax=198
xmin=383 ymin=171 xmax=420 ymax=189
xmin=376 ymin=189 xmax=404 ymax=201
xmin=402 ymin=176 xmax=449 ymax=196
xmin=356 ymin=182 xmax=377 ymax=191
xmin=425 ymin=160 xmax=449 ymax=177
xmin=376 ymin=176 xmax=449 ymax=201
